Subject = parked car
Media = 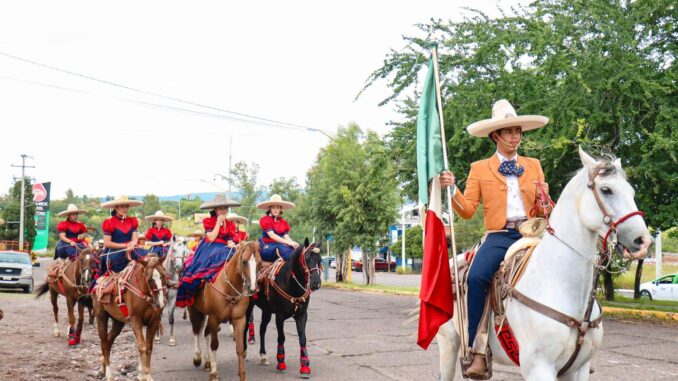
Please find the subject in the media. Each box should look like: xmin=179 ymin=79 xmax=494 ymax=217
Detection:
xmin=0 ymin=250 xmax=34 ymax=293
xmin=327 ymin=256 xmax=336 ymax=269
xmin=639 ymin=273 xmax=677 ymax=301
xmin=352 ymin=258 xmax=396 ymax=272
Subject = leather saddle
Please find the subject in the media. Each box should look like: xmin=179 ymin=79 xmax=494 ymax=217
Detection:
xmin=94 ymin=263 xmax=136 ymax=305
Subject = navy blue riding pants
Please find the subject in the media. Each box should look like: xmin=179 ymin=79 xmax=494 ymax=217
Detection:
xmin=467 ymin=229 xmax=522 ymax=347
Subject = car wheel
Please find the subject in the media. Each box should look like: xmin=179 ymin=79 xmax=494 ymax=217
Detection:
xmin=639 ymin=290 xmax=652 ymax=300
xmin=23 ymin=280 xmax=34 ymax=294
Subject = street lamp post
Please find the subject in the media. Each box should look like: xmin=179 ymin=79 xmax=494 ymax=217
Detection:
xmin=401 ymin=207 xmax=406 ymax=273
xmin=11 ymin=154 xmax=35 ymax=251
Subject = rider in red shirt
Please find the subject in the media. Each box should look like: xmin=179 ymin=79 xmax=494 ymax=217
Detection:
xmin=144 ymin=210 xmax=173 ymax=257
xmin=54 ymin=204 xmax=89 ymax=261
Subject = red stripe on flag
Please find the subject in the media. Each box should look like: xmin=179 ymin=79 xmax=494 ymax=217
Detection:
xmin=417 ymin=209 xmax=454 ymax=349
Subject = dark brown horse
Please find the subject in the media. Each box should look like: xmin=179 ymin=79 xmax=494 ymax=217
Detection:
xmin=189 ymin=241 xmax=260 ymax=381
xmin=92 ymin=255 xmax=170 ymax=381
xmin=35 ymin=247 xmax=96 ymax=346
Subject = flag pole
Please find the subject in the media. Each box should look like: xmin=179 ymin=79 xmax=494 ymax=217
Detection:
xmin=430 ymin=47 xmax=468 ymax=358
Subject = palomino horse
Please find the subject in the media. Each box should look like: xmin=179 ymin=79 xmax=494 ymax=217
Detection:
xmin=93 ymin=255 xmax=170 ymax=381
xmin=156 ymin=236 xmax=190 ymax=346
xmin=35 ymin=247 xmax=96 ymax=346
xmin=436 ymin=148 xmax=652 ymax=381
xmin=245 ymin=239 xmax=323 ymax=378
xmin=189 ymin=241 xmax=260 ymax=381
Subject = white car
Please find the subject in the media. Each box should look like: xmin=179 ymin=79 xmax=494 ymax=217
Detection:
xmin=0 ymin=250 xmax=34 ymax=293
xmin=639 ymin=273 xmax=678 ymax=301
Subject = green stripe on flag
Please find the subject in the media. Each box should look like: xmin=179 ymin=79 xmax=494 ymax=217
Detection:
xmin=416 ymin=58 xmax=445 ymax=205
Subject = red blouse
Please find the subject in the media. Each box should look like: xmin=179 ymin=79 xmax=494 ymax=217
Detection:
xmin=57 ymin=220 xmax=88 ymax=243
xmin=259 ymin=215 xmax=290 ymax=243
xmin=145 ymin=227 xmax=172 ymax=242
xmin=203 ymin=217 xmax=236 ymax=245
xmin=233 ymin=230 xmax=249 ymax=244
xmin=102 ymin=215 xmax=139 ymax=244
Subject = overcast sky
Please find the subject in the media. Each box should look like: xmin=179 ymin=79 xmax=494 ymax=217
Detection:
xmin=0 ymin=0 xmax=522 ymax=200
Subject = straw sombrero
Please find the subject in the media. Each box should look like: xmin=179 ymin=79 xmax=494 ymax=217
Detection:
xmin=190 ymin=229 xmax=205 ymax=238
xmin=145 ymin=210 xmax=173 ymax=222
xmin=466 ymin=99 xmax=548 ymax=138
xmin=226 ymin=212 xmax=248 ymax=225
xmin=199 ymin=194 xmax=241 ymax=210
xmin=256 ymin=194 xmax=295 ymax=210
xmin=137 ymin=233 xmax=147 ymax=241
xmin=101 ymin=195 xmax=143 ymax=209
xmin=57 ymin=204 xmax=89 ymax=217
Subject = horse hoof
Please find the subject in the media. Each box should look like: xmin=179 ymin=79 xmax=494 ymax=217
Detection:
xmin=248 ymin=337 xmax=255 ymax=345
xmin=169 ymin=338 xmax=176 ymax=347
xmin=204 ymin=361 xmax=211 ymax=370
xmin=300 ymin=366 xmax=311 ymax=379
xmin=259 ymin=355 xmax=269 ymax=365
xmin=154 ymin=336 xmax=160 ymax=343
xmin=276 ymin=362 xmax=287 ymax=372
xmin=96 ymin=368 xmax=105 ymax=378
xmin=209 ymin=373 xmax=218 ymax=381
xmin=193 ymin=357 xmax=202 ymax=367
xmin=53 ymin=331 xmax=60 ymax=337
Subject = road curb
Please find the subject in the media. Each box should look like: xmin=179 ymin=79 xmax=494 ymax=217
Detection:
xmin=602 ymin=306 xmax=678 ymax=323
xmin=325 ymin=283 xmax=678 ymax=323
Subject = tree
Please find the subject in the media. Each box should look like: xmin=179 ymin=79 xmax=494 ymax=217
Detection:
xmin=305 ymin=124 xmax=400 ymax=284
xmin=231 ymin=161 xmax=265 ymax=238
xmin=363 ymin=0 xmax=677 ymax=232
xmin=142 ymin=194 xmax=162 ymax=220
xmin=392 ymin=225 xmax=424 ymax=259
xmin=0 ymin=179 xmax=37 ymax=250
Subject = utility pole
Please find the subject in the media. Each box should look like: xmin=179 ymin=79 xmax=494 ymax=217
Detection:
xmin=228 ymin=136 xmax=232 ymax=199
xmin=11 ymin=154 xmax=35 ymax=251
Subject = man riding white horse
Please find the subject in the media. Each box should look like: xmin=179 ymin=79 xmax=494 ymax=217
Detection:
xmin=440 ymin=99 xmax=550 ymax=378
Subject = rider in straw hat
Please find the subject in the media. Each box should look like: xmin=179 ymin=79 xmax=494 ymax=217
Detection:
xmin=54 ymin=204 xmax=89 ymax=261
xmin=439 ymin=99 xmax=551 ymax=378
xmin=227 ymin=212 xmax=249 ymax=245
xmin=144 ymin=210 xmax=173 ymax=257
xmin=99 ymin=196 xmax=149 ymax=274
xmin=176 ymin=194 xmax=241 ymax=308
xmin=257 ymin=194 xmax=297 ymax=262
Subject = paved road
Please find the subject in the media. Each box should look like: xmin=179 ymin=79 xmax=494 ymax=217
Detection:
xmin=149 ymin=288 xmax=678 ymax=381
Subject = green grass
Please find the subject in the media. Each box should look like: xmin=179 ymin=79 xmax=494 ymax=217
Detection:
xmin=614 ymin=263 xmax=678 ymax=289
xmin=324 ymin=281 xmax=419 ymax=295
xmin=599 ymin=291 xmax=678 ymax=313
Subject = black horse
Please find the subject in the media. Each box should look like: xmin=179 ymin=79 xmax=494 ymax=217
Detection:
xmin=245 ymin=239 xmax=322 ymax=379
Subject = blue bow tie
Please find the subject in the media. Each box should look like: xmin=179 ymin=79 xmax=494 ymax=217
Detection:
xmin=498 ymin=159 xmax=524 ymax=177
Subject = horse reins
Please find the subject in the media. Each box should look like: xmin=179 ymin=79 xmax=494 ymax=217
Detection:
xmin=208 ymin=245 xmax=256 ymax=305
xmin=511 ymin=163 xmax=644 ymax=376
xmin=270 ymin=244 xmax=316 ymax=312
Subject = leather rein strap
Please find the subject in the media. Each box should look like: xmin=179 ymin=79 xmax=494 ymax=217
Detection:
xmin=269 ymin=244 xmax=314 ymax=311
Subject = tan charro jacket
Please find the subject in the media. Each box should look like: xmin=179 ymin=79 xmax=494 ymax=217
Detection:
xmin=451 ymin=154 xmax=546 ymax=231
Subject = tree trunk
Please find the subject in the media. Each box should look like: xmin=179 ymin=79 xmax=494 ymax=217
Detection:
xmin=336 ymin=253 xmax=345 ymax=283
xmin=603 ymin=270 xmax=615 ymax=301
xmin=633 ymin=259 xmax=644 ymax=300
xmin=362 ymin=252 xmax=371 ymax=285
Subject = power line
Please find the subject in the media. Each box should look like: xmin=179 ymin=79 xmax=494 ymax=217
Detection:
xmin=0 ymin=50 xmax=333 ymax=138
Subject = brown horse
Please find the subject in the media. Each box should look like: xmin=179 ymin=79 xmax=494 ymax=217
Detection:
xmin=189 ymin=241 xmax=260 ymax=381
xmin=92 ymin=255 xmax=170 ymax=381
xmin=35 ymin=247 xmax=96 ymax=346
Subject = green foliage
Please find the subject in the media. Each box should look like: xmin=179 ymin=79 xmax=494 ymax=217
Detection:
xmin=142 ymin=194 xmax=162 ymax=218
xmin=230 ymin=161 xmax=265 ymax=237
xmin=364 ymin=0 xmax=677 ymax=231
xmin=391 ymin=225 xmax=424 ymax=259
xmin=304 ymin=124 xmax=400 ymax=257
xmin=0 ymin=179 xmax=37 ymax=249
xmin=454 ymin=207 xmax=486 ymax=252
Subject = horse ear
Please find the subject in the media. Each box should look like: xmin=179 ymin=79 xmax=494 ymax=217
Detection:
xmin=578 ymin=146 xmax=597 ymax=169
xmin=304 ymin=238 xmax=310 ymax=247
xmin=612 ymin=158 xmax=622 ymax=169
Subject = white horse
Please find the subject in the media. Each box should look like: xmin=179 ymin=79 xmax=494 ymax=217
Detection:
xmin=436 ymin=147 xmax=651 ymax=381
xmin=155 ymin=236 xmax=190 ymax=346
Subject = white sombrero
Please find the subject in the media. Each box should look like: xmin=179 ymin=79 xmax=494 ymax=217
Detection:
xmin=199 ymin=194 xmax=242 ymax=210
xmin=145 ymin=210 xmax=173 ymax=222
xmin=226 ymin=212 xmax=248 ymax=224
xmin=101 ymin=195 xmax=143 ymax=209
xmin=57 ymin=204 xmax=89 ymax=217
xmin=466 ymin=99 xmax=549 ymax=138
xmin=256 ymin=194 xmax=295 ymax=210
xmin=190 ymin=229 xmax=205 ymax=237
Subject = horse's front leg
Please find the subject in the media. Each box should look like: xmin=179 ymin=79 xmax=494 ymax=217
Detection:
xmin=294 ymin=312 xmax=311 ymax=378
xmin=259 ymin=309 xmax=272 ymax=364
xmin=233 ymin=314 xmax=248 ymax=381
xmin=275 ymin=314 xmax=287 ymax=372
xmin=50 ymin=289 xmax=60 ymax=337
xmin=96 ymin=311 xmax=114 ymax=381
xmin=168 ymin=289 xmax=177 ymax=346
xmin=75 ymin=298 xmax=85 ymax=345
xmin=143 ymin=317 xmax=160 ymax=381
xmin=66 ymin=296 xmax=77 ymax=346
xmin=129 ymin=317 xmax=150 ymax=381
xmin=207 ymin=317 xmax=220 ymax=381
xmin=436 ymin=319 xmax=461 ymax=381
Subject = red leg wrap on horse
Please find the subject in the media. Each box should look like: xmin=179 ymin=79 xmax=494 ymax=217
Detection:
xmin=276 ymin=345 xmax=286 ymax=370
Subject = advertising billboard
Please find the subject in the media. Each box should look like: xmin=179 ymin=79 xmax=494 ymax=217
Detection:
xmin=32 ymin=182 xmax=50 ymax=253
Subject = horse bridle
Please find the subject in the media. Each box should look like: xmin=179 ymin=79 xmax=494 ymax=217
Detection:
xmin=586 ymin=163 xmax=644 ymax=250
xmin=271 ymin=244 xmax=320 ymax=311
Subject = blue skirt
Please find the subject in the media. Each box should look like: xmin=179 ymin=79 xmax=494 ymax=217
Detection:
xmin=259 ymin=239 xmax=294 ymax=261
xmin=149 ymin=245 xmax=168 ymax=257
xmin=100 ymin=247 xmax=149 ymax=273
xmin=54 ymin=241 xmax=85 ymax=260
xmin=176 ymin=240 xmax=235 ymax=307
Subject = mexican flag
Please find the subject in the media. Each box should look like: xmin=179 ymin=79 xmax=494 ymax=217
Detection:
xmin=416 ymin=58 xmax=454 ymax=350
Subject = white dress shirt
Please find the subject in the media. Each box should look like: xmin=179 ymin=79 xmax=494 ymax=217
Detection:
xmin=497 ymin=152 xmax=527 ymax=219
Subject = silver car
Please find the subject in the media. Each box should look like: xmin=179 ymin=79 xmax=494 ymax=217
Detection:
xmin=0 ymin=251 xmax=34 ymax=293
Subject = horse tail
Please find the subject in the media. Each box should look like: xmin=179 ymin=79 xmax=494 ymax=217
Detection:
xmin=78 ymin=294 xmax=93 ymax=309
xmin=35 ymin=282 xmax=50 ymax=299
